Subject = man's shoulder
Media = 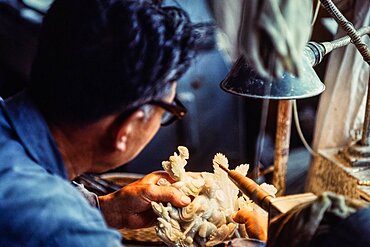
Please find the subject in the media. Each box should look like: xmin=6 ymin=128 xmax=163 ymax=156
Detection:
xmin=0 ymin=98 xmax=31 ymax=166
xmin=0 ymin=127 xmax=39 ymax=176
xmin=0 ymin=157 xmax=122 ymax=246
xmin=0 ymin=158 xmax=96 ymax=221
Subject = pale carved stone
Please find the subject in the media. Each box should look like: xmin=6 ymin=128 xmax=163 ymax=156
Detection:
xmin=152 ymin=146 xmax=276 ymax=247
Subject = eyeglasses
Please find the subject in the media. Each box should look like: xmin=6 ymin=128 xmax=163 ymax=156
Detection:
xmin=148 ymin=95 xmax=187 ymax=126
xmin=114 ymin=95 xmax=187 ymax=127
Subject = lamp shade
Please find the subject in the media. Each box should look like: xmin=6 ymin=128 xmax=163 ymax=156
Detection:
xmin=220 ymin=55 xmax=325 ymax=99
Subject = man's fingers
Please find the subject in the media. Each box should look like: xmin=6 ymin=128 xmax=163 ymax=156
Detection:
xmin=233 ymin=209 xmax=255 ymax=224
xmin=143 ymin=184 xmax=191 ymax=207
xmin=233 ymin=209 xmax=268 ymax=241
xmin=138 ymin=171 xmax=176 ymax=184
xmin=139 ymin=171 xmax=203 ymax=184
xmin=134 ymin=171 xmax=196 ymax=207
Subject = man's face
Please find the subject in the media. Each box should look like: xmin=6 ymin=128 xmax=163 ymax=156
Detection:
xmin=124 ymin=83 xmax=177 ymax=163
xmin=94 ymin=83 xmax=177 ymax=172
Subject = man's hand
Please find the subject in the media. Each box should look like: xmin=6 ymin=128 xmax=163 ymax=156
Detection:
xmin=233 ymin=208 xmax=268 ymax=241
xmin=98 ymin=171 xmax=191 ymax=229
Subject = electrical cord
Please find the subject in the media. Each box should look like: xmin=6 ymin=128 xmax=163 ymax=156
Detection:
xmin=292 ymin=100 xmax=319 ymax=157
xmin=312 ymin=0 xmax=321 ymax=26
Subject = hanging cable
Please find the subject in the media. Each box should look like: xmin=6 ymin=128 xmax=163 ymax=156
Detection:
xmin=311 ymin=0 xmax=321 ymax=26
xmin=293 ymin=100 xmax=319 ymax=157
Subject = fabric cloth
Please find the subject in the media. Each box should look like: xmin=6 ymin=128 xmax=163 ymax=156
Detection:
xmin=207 ymin=0 xmax=244 ymax=61
xmin=313 ymin=206 xmax=370 ymax=246
xmin=216 ymin=238 xmax=266 ymax=247
xmin=312 ymin=0 xmax=370 ymax=150
xmin=238 ymin=0 xmax=312 ymax=79
xmin=0 ymin=90 xmax=122 ymax=247
xmin=266 ymin=191 xmax=370 ymax=247
xmin=209 ymin=0 xmax=313 ymax=80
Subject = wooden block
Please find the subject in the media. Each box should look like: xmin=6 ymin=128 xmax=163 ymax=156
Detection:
xmin=306 ymin=148 xmax=370 ymax=201
xmin=268 ymin=192 xmax=317 ymax=219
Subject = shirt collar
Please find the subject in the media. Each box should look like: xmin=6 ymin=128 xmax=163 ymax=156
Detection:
xmin=1 ymin=90 xmax=67 ymax=179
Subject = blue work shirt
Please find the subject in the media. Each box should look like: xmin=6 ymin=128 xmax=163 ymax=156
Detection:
xmin=0 ymin=91 xmax=123 ymax=246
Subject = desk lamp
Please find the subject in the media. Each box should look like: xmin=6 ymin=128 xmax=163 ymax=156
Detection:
xmin=220 ymin=11 xmax=370 ymax=195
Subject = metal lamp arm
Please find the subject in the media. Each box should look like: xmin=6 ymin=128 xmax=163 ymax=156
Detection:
xmin=305 ymin=26 xmax=370 ymax=67
xmin=320 ymin=0 xmax=370 ymax=64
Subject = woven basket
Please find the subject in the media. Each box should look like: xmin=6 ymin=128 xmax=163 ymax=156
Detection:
xmin=101 ymin=173 xmax=163 ymax=244
xmin=119 ymin=227 xmax=161 ymax=244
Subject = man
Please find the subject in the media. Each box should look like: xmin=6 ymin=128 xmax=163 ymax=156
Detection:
xmin=0 ymin=0 xmax=195 ymax=246
xmin=0 ymin=0 xmax=265 ymax=246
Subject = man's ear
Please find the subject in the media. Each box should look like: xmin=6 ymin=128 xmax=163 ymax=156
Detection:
xmin=114 ymin=110 xmax=145 ymax=152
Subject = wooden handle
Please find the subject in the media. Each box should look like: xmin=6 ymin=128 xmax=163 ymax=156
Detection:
xmin=218 ymin=164 xmax=273 ymax=211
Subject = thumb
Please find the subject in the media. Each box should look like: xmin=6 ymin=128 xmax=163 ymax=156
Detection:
xmin=144 ymin=185 xmax=191 ymax=207
xmin=233 ymin=208 xmax=268 ymax=241
xmin=233 ymin=208 xmax=255 ymax=224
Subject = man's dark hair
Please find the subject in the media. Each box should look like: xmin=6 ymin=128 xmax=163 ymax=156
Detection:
xmin=29 ymin=0 xmax=194 ymax=124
